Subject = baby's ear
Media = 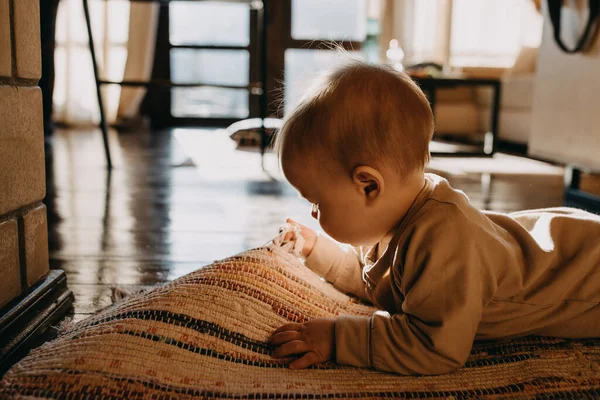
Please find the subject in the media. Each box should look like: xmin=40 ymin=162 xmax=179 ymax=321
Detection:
xmin=352 ymin=166 xmax=384 ymax=201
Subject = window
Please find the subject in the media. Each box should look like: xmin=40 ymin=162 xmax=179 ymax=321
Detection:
xmin=389 ymin=0 xmax=543 ymax=68
xmin=168 ymin=1 xmax=255 ymax=121
xmin=282 ymin=0 xmax=367 ymax=111
xmin=170 ymin=2 xmax=250 ymax=47
xmin=149 ymin=0 xmax=369 ymax=125
xmin=450 ymin=0 xmax=543 ymax=67
xmin=291 ymin=0 xmax=367 ymax=41
xmin=284 ymin=49 xmax=362 ymax=111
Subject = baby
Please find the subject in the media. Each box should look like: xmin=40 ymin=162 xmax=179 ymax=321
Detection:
xmin=267 ymin=60 xmax=600 ymax=375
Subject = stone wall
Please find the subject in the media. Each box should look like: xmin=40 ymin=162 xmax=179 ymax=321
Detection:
xmin=0 ymin=0 xmax=49 ymax=308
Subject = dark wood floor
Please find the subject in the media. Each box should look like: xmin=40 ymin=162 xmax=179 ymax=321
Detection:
xmin=45 ymin=127 xmax=566 ymax=322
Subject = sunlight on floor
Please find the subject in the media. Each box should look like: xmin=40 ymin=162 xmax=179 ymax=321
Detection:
xmin=173 ymin=128 xmax=283 ymax=182
xmin=427 ymin=153 xmax=564 ymax=177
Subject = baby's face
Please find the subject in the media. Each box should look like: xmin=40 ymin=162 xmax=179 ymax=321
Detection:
xmin=284 ymin=161 xmax=388 ymax=247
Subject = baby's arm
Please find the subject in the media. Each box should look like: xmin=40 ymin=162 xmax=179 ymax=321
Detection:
xmin=304 ymin=233 xmax=367 ymax=301
xmin=270 ymin=234 xmax=483 ymax=373
xmin=284 ymin=219 xmax=368 ymax=301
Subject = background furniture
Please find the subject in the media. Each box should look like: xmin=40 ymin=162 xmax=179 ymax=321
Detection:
xmin=432 ymin=47 xmax=537 ymax=153
xmin=529 ymin=0 xmax=600 ymax=212
xmin=414 ymin=76 xmax=502 ymax=157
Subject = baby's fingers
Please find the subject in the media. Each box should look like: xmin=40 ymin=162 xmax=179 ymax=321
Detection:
xmin=268 ymin=330 xmax=302 ymax=346
xmin=283 ymin=231 xmax=294 ymax=241
xmin=271 ymin=323 xmax=302 ymax=336
xmin=286 ymin=218 xmax=308 ymax=231
xmin=289 ymin=352 xmax=321 ymax=370
xmin=272 ymin=340 xmax=309 ymax=358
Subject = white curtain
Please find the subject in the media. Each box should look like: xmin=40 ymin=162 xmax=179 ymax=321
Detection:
xmin=379 ymin=0 xmax=543 ymax=68
xmin=53 ymin=0 xmax=158 ymax=125
xmin=379 ymin=0 xmax=452 ymax=65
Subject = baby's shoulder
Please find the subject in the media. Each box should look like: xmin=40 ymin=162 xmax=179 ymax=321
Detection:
xmin=403 ymin=199 xmax=486 ymax=252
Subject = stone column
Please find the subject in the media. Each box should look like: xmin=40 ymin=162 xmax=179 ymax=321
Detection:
xmin=0 ymin=0 xmax=72 ymax=374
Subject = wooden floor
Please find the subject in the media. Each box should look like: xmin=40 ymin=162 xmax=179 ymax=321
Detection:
xmin=45 ymin=127 xmax=566 ymax=323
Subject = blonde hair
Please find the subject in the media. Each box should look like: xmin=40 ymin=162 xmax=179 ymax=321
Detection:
xmin=274 ymin=60 xmax=434 ymax=178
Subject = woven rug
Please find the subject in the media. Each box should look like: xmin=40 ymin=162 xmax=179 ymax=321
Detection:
xmin=1 ymin=247 xmax=599 ymax=399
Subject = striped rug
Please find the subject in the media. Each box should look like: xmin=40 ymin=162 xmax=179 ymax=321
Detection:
xmin=1 ymin=247 xmax=599 ymax=399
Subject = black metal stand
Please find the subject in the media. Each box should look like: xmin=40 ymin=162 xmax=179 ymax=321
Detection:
xmin=0 ymin=270 xmax=74 ymax=376
xmin=83 ymin=0 xmax=113 ymax=169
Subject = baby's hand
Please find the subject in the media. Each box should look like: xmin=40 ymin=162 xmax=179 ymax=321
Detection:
xmin=268 ymin=318 xmax=336 ymax=369
xmin=285 ymin=218 xmax=317 ymax=258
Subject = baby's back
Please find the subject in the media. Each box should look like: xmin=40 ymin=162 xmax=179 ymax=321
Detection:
xmin=477 ymin=207 xmax=600 ymax=338
xmin=427 ymin=178 xmax=600 ymax=339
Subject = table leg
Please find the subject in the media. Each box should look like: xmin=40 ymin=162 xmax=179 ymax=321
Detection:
xmin=486 ymin=81 xmax=501 ymax=155
xmin=428 ymin=86 xmax=436 ymax=118
xmin=564 ymin=166 xmax=600 ymax=213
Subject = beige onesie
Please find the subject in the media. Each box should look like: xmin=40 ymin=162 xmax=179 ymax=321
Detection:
xmin=305 ymin=173 xmax=600 ymax=375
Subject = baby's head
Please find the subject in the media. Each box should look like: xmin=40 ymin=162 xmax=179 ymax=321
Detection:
xmin=275 ymin=60 xmax=434 ymax=246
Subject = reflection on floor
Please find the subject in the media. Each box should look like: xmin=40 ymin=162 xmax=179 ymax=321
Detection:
xmin=45 ymin=128 xmax=564 ymax=321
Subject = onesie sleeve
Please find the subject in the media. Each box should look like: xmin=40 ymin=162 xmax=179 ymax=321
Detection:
xmin=304 ymin=233 xmax=369 ymax=301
